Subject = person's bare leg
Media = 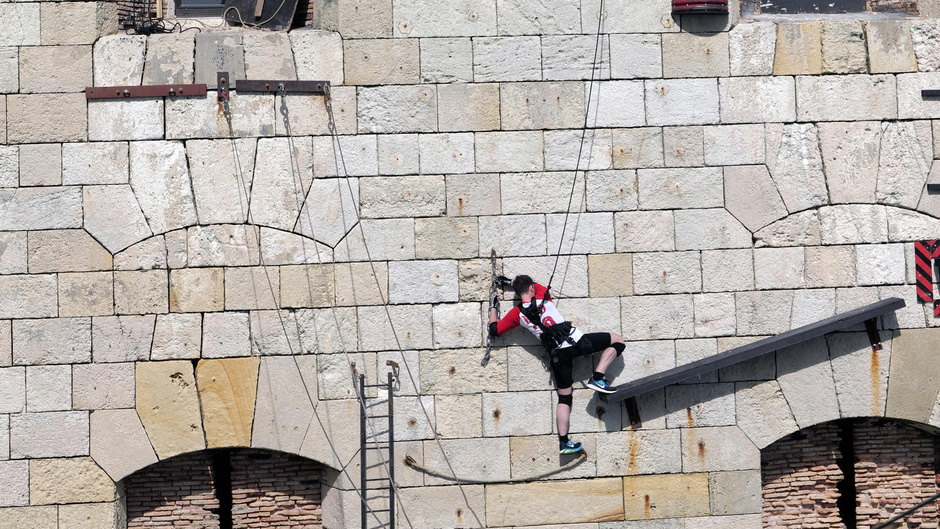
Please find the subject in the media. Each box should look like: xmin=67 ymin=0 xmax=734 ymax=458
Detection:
xmin=557 ymin=386 xmax=572 ymax=436
xmin=595 ymin=333 xmax=624 ymax=375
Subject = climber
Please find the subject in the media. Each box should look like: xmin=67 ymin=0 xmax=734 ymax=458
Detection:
xmin=488 ymin=275 xmax=625 ymax=455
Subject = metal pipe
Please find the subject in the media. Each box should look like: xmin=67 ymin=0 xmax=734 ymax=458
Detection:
xmin=359 ymin=373 xmax=367 ymax=529
xmin=388 ymin=371 xmax=395 ymax=529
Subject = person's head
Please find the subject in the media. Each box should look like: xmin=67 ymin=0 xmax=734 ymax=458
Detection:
xmin=512 ymin=275 xmax=534 ymax=297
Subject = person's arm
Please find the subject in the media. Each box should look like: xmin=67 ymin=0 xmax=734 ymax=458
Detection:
xmin=489 ymin=306 xmax=520 ymax=337
xmin=534 ymin=283 xmax=552 ymax=302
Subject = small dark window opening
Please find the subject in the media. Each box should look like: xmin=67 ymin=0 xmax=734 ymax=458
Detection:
xmin=174 ymin=0 xmax=226 ymax=17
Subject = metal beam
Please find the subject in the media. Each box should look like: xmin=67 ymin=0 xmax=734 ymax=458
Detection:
xmin=605 ymin=297 xmax=906 ymax=405
xmin=234 ymin=80 xmax=330 ymax=95
xmin=85 ymin=84 xmax=207 ymax=99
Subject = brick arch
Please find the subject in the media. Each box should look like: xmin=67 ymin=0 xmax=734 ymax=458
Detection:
xmin=122 ymin=447 xmax=328 ymax=529
xmin=761 ymin=417 xmax=940 ymax=529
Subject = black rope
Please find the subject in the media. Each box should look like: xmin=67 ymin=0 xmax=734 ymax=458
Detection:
xmin=546 ymin=0 xmax=606 ymax=292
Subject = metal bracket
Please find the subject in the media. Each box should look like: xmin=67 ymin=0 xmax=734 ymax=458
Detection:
xmin=864 ymin=317 xmax=883 ymax=351
xmin=85 ymin=83 xmax=207 ymax=100
xmin=625 ymin=397 xmax=642 ymax=429
xmin=923 ymin=90 xmax=940 ymax=98
xmin=235 ymin=79 xmax=330 ymax=96
xmin=928 ymin=184 xmax=940 ymax=194
xmin=217 ymin=72 xmax=230 ymax=102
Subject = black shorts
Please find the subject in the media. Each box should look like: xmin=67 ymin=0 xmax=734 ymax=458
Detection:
xmin=550 ymin=332 xmax=613 ymax=390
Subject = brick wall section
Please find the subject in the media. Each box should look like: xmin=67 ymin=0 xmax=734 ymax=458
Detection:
xmin=854 ymin=420 xmax=939 ymax=529
xmin=230 ymin=450 xmax=324 ymax=528
xmin=125 ymin=451 xmax=221 ymax=529
xmin=762 ymin=423 xmax=844 ymax=529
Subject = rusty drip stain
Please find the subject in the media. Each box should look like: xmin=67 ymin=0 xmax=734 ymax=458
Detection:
xmin=697 ymin=439 xmax=706 ymax=462
xmin=662 ymin=270 xmax=667 ymax=280
xmin=644 ymin=494 xmax=651 ymax=518
xmin=406 ymin=331 xmax=412 ymax=338
xmin=407 ymin=418 xmax=417 ymax=427
xmin=493 ymin=408 xmax=501 ymax=420
xmin=871 ymin=348 xmax=881 ymax=415
xmin=456 ymin=508 xmax=463 ymax=523
xmin=448 ymin=366 xmax=456 ymax=375
xmin=457 ymin=197 xmax=464 ymax=215
xmin=686 ymin=407 xmax=694 ymax=428
xmin=628 ymin=429 xmax=639 ymax=474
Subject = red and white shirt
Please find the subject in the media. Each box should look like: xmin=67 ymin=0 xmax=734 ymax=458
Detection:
xmin=494 ymin=283 xmax=582 ymax=348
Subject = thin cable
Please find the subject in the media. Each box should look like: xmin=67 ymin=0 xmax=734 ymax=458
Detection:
xmin=547 ymin=0 xmax=606 ymax=291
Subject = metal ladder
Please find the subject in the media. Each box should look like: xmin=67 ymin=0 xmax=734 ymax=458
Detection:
xmin=357 ymin=361 xmax=398 ymax=529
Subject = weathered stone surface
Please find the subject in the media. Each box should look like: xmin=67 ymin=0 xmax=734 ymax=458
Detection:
xmin=0 ymin=232 xmax=25 ymax=275
xmin=680 ymin=426 xmax=759 ymax=473
xmin=29 ymin=458 xmax=115 ymax=508
xmin=358 ymin=85 xmax=437 ymax=133
xmin=0 ymin=146 xmax=14 ymax=187
xmin=419 ymin=37 xmax=472 ymax=83
xmin=774 ymin=22 xmax=821 ymax=75
xmin=0 ymin=4 xmax=39 ymax=47
xmin=436 ymin=393 xmax=482 ymax=438
xmin=423 ymin=437 xmax=510 ymax=486
xmin=501 ymin=81 xmax=585 ymax=130
xmin=614 ymin=211 xmax=674 ymax=253
xmin=754 ymin=210 xmax=820 ymax=248
xmin=83 ymin=185 xmax=152 ymax=253
xmin=416 ymin=133 xmax=473 ymax=174
xmin=394 ymin=0 xmax=496 ymax=37
xmin=817 ymin=121 xmax=880 ymax=204
xmin=187 ymin=139 xmax=254 ymax=224
xmin=637 ymin=167 xmax=723 ymax=210
xmin=11 ymin=411 xmax=88 ymax=458
xmin=704 ymin=124 xmax=764 ymax=166
xmin=889 ymin=207 xmax=940 ymax=242
xmin=735 ymin=290 xmax=792 ymax=336
xmin=151 ymin=313 xmax=201 ymax=360
xmin=735 ymin=380 xmax=799 ymax=449
xmin=586 ymin=170 xmax=638 ymax=212
xmin=543 ymin=34 xmax=611 ymax=80
xmin=819 ymin=205 xmax=888 ymax=245
xmin=718 ymin=76 xmax=796 ymax=124
xmin=545 ymin=212 xmax=614 ymax=255
xmin=830 ymin=331 xmax=891 ymax=417
xmin=622 ymin=294 xmax=693 ymax=341
xmin=675 ymin=209 xmax=751 ymax=251
xmin=136 ymin=360 xmax=205 ymax=459
xmin=169 ymin=268 xmax=223 ymax=313
xmin=344 ymin=38 xmax=418 ymax=85
xmin=581 ymin=0 xmax=676 ymax=34
xmin=72 ymin=363 xmax=134 ymax=411
xmin=0 ymin=506 xmax=58 ymax=529
xmin=376 ymin=133 xmax=419 ymax=176
xmin=333 ymin=0 xmax=392 ymax=38
xmin=0 ymin=275 xmax=56 ymax=319
xmin=856 ymin=243 xmax=905 ymax=286
xmin=387 ymin=260 xmax=458 ymax=304
xmin=57 ymin=501 xmax=123 ymax=529
xmin=709 ymin=470 xmax=761 ymax=516
xmin=290 ymin=30 xmax=343 ymax=84
xmin=595 ymin=429 xmax=681 ymax=476
xmin=724 ymin=165 xmax=786 ymax=232
xmin=694 ymin=293 xmax=736 ymax=338
xmin=821 ymin=21 xmax=866 ymax=74
xmin=270 ymin=86 xmax=356 ymax=136
xmin=623 ymin=473 xmax=708 ymax=520
xmin=129 ymin=141 xmax=197 ymax=234
xmin=754 ymin=247 xmax=804 ymax=290
xmin=645 ymin=78 xmax=719 ymax=126
xmin=488 ymin=478 xmax=623 ymax=526
xmin=0 ymin=48 xmax=15 ymax=94
xmin=776 ymin=338 xmax=840 ymax=429
xmin=143 ymin=33 xmax=194 ymax=84
xmin=114 ymin=270 xmax=168 ymax=315
xmin=360 ymin=174 xmax=444 ymax=219
xmin=166 ymin=92 xmax=274 ymax=139
xmin=912 ymin=20 xmax=940 ymax=72
xmin=193 ymin=33 xmax=244 ymax=88
xmin=223 ymin=267 xmax=278 ymax=311
xmin=312 ymin=135 xmax=377 ymax=177
xmin=796 ymin=75 xmax=897 ymax=122
xmin=547 ymin=129 xmax=612 ymax=170
xmin=386 ymin=485 xmax=483 ymax=529
xmin=201 ymin=312 xmax=250 ymax=359
xmin=18 ymin=143 xmax=60 ymax=187
xmin=482 ymin=391 xmax=552 ymax=437
xmin=867 ymin=20 xmax=916 ymax=74
xmin=902 ymin=74 xmax=940 ymax=121
xmin=497 ymin=0 xmax=580 ymax=35
xmin=0 ymin=460 xmax=28 ymax=507
xmin=877 ymin=121 xmax=932 ymax=207
xmin=479 ymin=215 xmax=547 ymax=257
xmin=188 ymin=225 xmax=261 ymax=267
xmin=27 ymin=230 xmax=111 ymax=274
xmin=8 ymin=93 xmax=87 ymax=143
xmin=0 ymin=367 xmax=24 ymax=414
xmin=429 ymin=303 xmax=480 ymax=349
xmin=92 ymin=34 xmax=145 ymax=86
xmin=334 ymin=218 xmax=415 ymax=262
xmin=252 ymin=355 xmax=316 ymax=452
xmin=446 ymin=173 xmax=500 ymax=216
xmin=803 ymin=246 xmax=854 ymax=288
xmin=611 ymin=128 xmax=663 ymax=169
xmin=508 ymin=434 xmax=598 ymax=481
xmin=662 ymin=32 xmax=729 ymax=78
xmin=25 ymin=365 xmax=70 ymax=412
xmin=633 ymin=251 xmax=701 ymax=295
xmin=609 ymin=34 xmax=662 ymax=78
xmin=415 ymin=217 xmax=477 ymax=259
xmin=242 ymin=32 xmax=295 ymax=80
xmin=790 ymin=289 xmax=836 ymax=329
xmin=897 ymin=329 xmax=940 ymax=422
xmin=196 ymin=357 xmax=259 ymax=448
xmin=358 ymin=305 xmax=428 ymax=352
xmin=584 ymin=255 xmax=631 ymax=299
xmin=475 ymin=131 xmax=541 ymax=172
xmin=88 ymin=99 xmax=164 ymax=141
xmin=42 ymin=271 xmax=109 ymax=317
xmin=13 ymin=318 xmax=91 ymax=366
xmin=765 ymin=123 xmax=827 ymax=213
xmin=729 ymin=22 xmax=775 ymax=76
xmin=91 ymin=406 xmax=157 ymax=482
xmin=0 ymin=186 xmax=82 ymax=230
xmin=92 ymin=315 xmax=154 ymax=363
xmin=665 ymin=383 xmax=735 ymax=428
xmin=0 ymin=321 xmax=10 ymax=367
xmin=259 ymin=228 xmax=333 ymax=266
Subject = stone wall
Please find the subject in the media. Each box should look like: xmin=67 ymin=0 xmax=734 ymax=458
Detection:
xmin=6 ymin=0 xmax=940 ymax=528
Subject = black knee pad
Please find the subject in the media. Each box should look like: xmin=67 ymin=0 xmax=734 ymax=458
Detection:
xmin=557 ymin=394 xmax=573 ymax=407
xmin=613 ymin=342 xmax=625 ymax=356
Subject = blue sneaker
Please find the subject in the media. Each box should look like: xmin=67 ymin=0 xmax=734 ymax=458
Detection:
xmin=587 ymin=376 xmax=615 ymax=394
xmin=559 ymin=440 xmax=583 ymax=455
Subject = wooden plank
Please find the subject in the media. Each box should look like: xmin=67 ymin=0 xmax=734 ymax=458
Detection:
xmin=606 ymin=297 xmax=906 ymax=405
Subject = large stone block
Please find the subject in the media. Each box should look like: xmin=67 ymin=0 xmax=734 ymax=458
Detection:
xmin=0 ymin=4 xmax=39 ymax=47
xmin=92 ymin=34 xmax=145 ymax=87
xmin=586 ymin=254 xmax=632 ymax=298
xmin=0 ymin=275 xmax=57 ymax=319
xmin=87 ymin=99 xmax=163 ymax=141
xmin=419 ymin=37 xmax=472 ymax=83
xmin=674 ymin=209 xmax=751 ymax=251
xmin=13 ymin=318 xmax=91 ymax=366
xmin=497 ymin=0 xmax=580 ymax=35
xmin=596 ymin=429 xmax=681 ymax=476
xmin=377 ymin=133 xmax=419 ymax=176
xmin=334 ymin=218 xmax=415 ymax=262
xmin=804 ymin=246 xmax=855 ymax=288
xmin=244 ymin=137 xmax=312 ymax=230
xmin=693 ymin=293 xmax=736 ymax=338
xmin=488 ymin=478 xmax=623 ymax=526
xmin=623 ymin=473 xmax=708 ymax=520
xmin=500 ymin=81 xmax=585 ymax=130
xmin=358 ymin=304 xmax=429 ymax=351
xmin=136 ymin=360 xmax=205 ymax=458
xmin=312 ymin=135 xmax=377 ymax=177
xmin=0 ymin=321 xmax=10 ymax=366
xmin=43 ymin=2 xmax=115 ymax=45
xmin=479 ymin=214 xmax=547 ymax=257
xmin=390 ymin=485 xmax=485 ymax=529
xmin=358 ymin=85 xmax=437 ymax=133
xmin=735 ymin=380 xmax=798 ymax=449
xmin=475 ymin=131 xmax=541 ymax=172
xmin=776 ymin=338 xmax=840 ymax=429
xmin=774 ymin=22 xmax=821 ymax=74
xmin=665 ymin=383 xmax=735 ymax=428
xmin=0 ymin=48 xmax=16 ymax=94
xmin=614 ymin=211 xmax=674 ymax=252
xmin=724 ymin=165 xmax=786 ymax=232
xmin=202 ymin=312 xmax=251 ymax=359
xmin=754 ymin=211 xmax=821 ymax=248
xmin=129 ymin=141 xmax=197 ymax=234
xmin=166 ymin=93 xmax=273 ymax=139
xmin=345 ymin=38 xmax=418 ymax=85
xmin=888 ymin=328 xmax=940 ymax=423
xmin=418 ymin=133 xmax=474 ymax=174
xmin=57 ymin=501 xmax=123 ymax=529
xmin=912 ymin=20 xmax=940 ymax=72
xmin=394 ymin=0 xmax=496 ymax=37
xmin=446 ymin=173 xmax=500 ymax=216
xmin=432 ymin=303 xmax=482 ymax=348
xmin=17 ymin=143 xmax=60 ymax=187
xmin=586 ymin=169 xmax=638 ymax=212
xmin=704 ymin=124 xmax=764 ymax=166
xmin=0 ymin=367 xmax=24 ymax=414
xmin=865 ymin=21 xmax=916 ymax=75
xmin=0 ymin=186 xmax=82 ymax=231
xmin=224 ymin=267 xmax=279 ymax=311
xmin=25 ymin=365 xmax=70 ymax=412
xmin=637 ymin=167 xmax=723 ymax=210
xmin=196 ymin=357 xmax=259 ymax=448
xmin=360 ymin=174 xmax=445 ymax=218
xmin=662 ymin=32 xmax=728 ymax=78
xmin=73 ymin=363 xmax=134 ymax=410
xmin=8 ymin=93 xmax=87 ymax=143
xmin=388 ymin=260 xmax=458 ymax=304
xmin=0 ymin=232 xmax=25 ymax=275
xmin=878 ymin=121 xmax=932 ymax=207
xmin=482 ymin=391 xmax=552 ymax=436
xmin=334 ymin=0 xmax=392 ymax=37
xmin=766 ymin=123 xmax=826 ymax=212
xmin=508 ymin=434 xmax=598 ymax=481
xmin=735 ymin=290 xmax=792 ymax=336
xmin=151 ymin=313 xmax=201 ymax=360
xmin=829 ymin=331 xmax=891 ymax=417
xmin=290 ymin=29 xmax=343 ymax=83
xmin=856 ymin=243 xmax=905 ymax=286
xmin=818 ymin=121 xmax=879 ymax=204
xmin=821 ymin=21 xmax=867 ymax=74
xmin=114 ymin=270 xmax=168 ymax=314
xmin=142 ymin=33 xmax=194 ymax=84
xmin=610 ymin=34 xmax=662 ymax=79
xmin=271 ymin=86 xmax=357 ymax=136
xmin=790 ymin=289 xmax=836 ymax=329
xmin=818 ymin=204 xmax=888 ymax=245
xmin=193 ymin=33 xmax=244 ymax=88
xmin=645 ymin=78 xmax=719 ymax=126
xmin=188 ymin=225 xmax=261 ymax=267
xmin=0 ymin=146 xmax=13 ymax=188
xmin=28 ymin=230 xmax=111 ymax=274
xmin=91 ymin=315 xmax=155 ymax=362
xmin=611 ymin=127 xmax=663 ymax=169
xmin=242 ymin=32 xmax=295 ymax=80
xmin=11 ymin=411 xmax=89 ymax=458
xmin=83 ymin=185 xmax=152 ymax=253
xmin=251 ymin=355 xmax=316 ymax=453
xmin=169 ymin=268 xmax=223 ymax=313
xmin=546 ymin=211 xmax=615 ymax=255
xmin=709 ymin=471 xmax=761 ymax=516
xmin=680 ymin=426 xmax=758 ymax=474
xmin=718 ymin=76 xmax=795 ymax=124
xmin=546 ymin=129 xmax=613 ymax=170
xmin=796 ymin=74 xmax=897 ymax=122
xmin=415 ymin=217 xmax=478 ymax=259
xmin=621 ymin=294 xmax=693 ymax=341
xmin=542 ymin=34 xmax=611 ymax=81
xmin=582 ymin=0 xmax=677 ymax=33
xmin=754 ymin=247 xmax=804 ymax=290
xmin=187 ymin=138 xmax=253 ymax=225
xmin=423 ymin=437 xmax=510 ymax=486
xmin=633 ymin=251 xmax=701 ymax=295
xmin=29 ymin=457 xmax=115 ymax=506
xmin=0 ymin=460 xmax=28 ymax=507
xmin=0 ymin=506 xmax=57 ymax=529
xmin=729 ymin=21 xmax=775 ymax=76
